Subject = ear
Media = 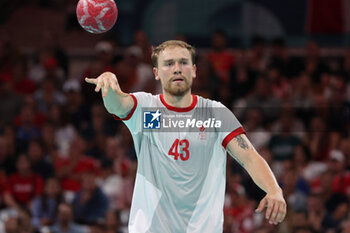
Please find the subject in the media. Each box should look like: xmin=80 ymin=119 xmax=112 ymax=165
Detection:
xmin=153 ymin=67 xmax=160 ymax=80
xmin=193 ymin=64 xmax=197 ymax=79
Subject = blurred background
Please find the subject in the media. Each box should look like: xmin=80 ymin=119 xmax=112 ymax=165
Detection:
xmin=0 ymin=0 xmax=350 ymax=233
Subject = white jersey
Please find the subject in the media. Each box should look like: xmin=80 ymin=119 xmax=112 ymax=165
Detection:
xmin=114 ymin=92 xmax=245 ymax=233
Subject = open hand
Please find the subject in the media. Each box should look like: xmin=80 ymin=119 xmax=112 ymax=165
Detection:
xmin=85 ymin=72 xmax=128 ymax=98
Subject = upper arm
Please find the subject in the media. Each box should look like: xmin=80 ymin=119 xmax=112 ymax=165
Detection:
xmin=226 ymin=133 xmax=259 ymax=167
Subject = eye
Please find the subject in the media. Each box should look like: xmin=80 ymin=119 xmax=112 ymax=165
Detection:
xmin=165 ymin=62 xmax=173 ymax=66
xmin=180 ymin=61 xmax=188 ymax=65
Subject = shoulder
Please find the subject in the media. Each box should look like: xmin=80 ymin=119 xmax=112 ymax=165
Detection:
xmin=196 ymin=95 xmax=226 ymax=108
xmin=131 ymin=91 xmax=160 ymax=107
xmin=131 ymin=91 xmax=156 ymax=100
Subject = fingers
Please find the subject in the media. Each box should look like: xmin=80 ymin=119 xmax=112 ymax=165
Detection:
xmin=95 ymin=80 xmax=103 ymax=92
xmin=85 ymin=77 xmax=97 ymax=84
xmin=256 ymin=192 xmax=287 ymax=225
xmin=269 ymin=202 xmax=280 ymax=224
xmin=102 ymin=78 xmax=110 ymax=97
xmin=255 ymin=198 xmax=267 ymax=213
xmin=265 ymin=199 xmax=287 ymax=225
xmin=265 ymin=199 xmax=275 ymax=222
xmin=86 ymin=73 xmax=128 ymax=98
xmin=278 ymin=201 xmax=287 ymax=223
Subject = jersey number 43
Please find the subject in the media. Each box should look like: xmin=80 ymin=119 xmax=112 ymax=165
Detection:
xmin=168 ymin=139 xmax=190 ymax=161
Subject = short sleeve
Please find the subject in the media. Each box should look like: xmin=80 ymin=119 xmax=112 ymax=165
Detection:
xmin=211 ymin=101 xmax=245 ymax=149
xmin=112 ymin=92 xmax=154 ymax=134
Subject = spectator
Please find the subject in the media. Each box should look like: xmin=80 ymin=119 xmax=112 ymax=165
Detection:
xmin=47 ymin=104 xmax=76 ymax=157
xmin=268 ymin=37 xmax=290 ymax=78
xmin=0 ymin=136 xmax=16 ymax=178
xmin=323 ymin=194 xmax=349 ymax=232
xmin=4 ymin=216 xmax=20 ymax=233
xmin=81 ymin=41 xmax=117 ymax=105
xmin=208 ymin=30 xmax=235 ymax=84
xmin=132 ymin=30 xmax=152 ymax=65
xmin=16 ymin=105 xmax=41 ymax=152
xmin=31 ymin=177 xmax=63 ymax=228
xmin=246 ymin=35 xmax=268 ymax=73
xmin=18 ymin=208 xmax=40 ymax=233
xmin=81 ymin=103 xmax=115 ymax=159
xmin=72 ymin=171 xmax=109 ymax=225
xmin=224 ymin=182 xmax=255 ymax=233
xmin=243 ymin=108 xmax=271 ymax=151
xmin=302 ymin=116 xmax=332 ymax=161
xmin=268 ymin=113 xmax=302 ymax=161
xmin=0 ymin=75 xmax=23 ymax=128
xmin=307 ymin=192 xmax=326 ymax=232
xmin=14 ymin=95 xmax=47 ymax=129
xmin=62 ymin=79 xmax=90 ymax=134
xmin=27 ymin=139 xmax=54 ymax=180
xmin=234 ymin=76 xmax=282 ymax=122
xmin=193 ymin=55 xmax=218 ymax=99
xmin=34 ymin=77 xmax=65 ymax=114
xmin=4 ymin=155 xmax=44 ymax=211
xmin=230 ymin=50 xmax=257 ymax=100
xmin=2 ymin=125 xmax=17 ymax=157
xmin=105 ymin=210 xmax=122 ymax=233
xmin=11 ymin=57 xmax=36 ymax=96
xmin=50 ymin=203 xmax=88 ymax=233
xmin=303 ymin=41 xmax=329 ymax=84
xmin=55 ymin=135 xmax=101 ymax=194
xmin=41 ymin=122 xmax=58 ymax=159
xmin=292 ymin=144 xmax=326 ymax=184
xmin=280 ymin=168 xmax=308 ymax=212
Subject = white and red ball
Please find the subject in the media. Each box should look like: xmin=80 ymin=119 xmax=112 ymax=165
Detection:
xmin=76 ymin=0 xmax=118 ymax=34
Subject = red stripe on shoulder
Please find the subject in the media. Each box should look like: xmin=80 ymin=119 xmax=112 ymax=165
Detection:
xmin=222 ymin=127 xmax=246 ymax=149
xmin=112 ymin=94 xmax=137 ymax=121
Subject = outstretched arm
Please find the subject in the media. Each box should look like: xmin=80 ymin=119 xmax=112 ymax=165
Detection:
xmin=226 ymin=133 xmax=287 ymax=225
xmin=85 ymin=72 xmax=134 ymax=117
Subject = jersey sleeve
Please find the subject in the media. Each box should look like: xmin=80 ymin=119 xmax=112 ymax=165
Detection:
xmin=112 ymin=92 xmax=154 ymax=134
xmin=211 ymin=101 xmax=245 ymax=150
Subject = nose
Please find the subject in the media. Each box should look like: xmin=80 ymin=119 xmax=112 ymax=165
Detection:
xmin=173 ymin=62 xmax=182 ymax=75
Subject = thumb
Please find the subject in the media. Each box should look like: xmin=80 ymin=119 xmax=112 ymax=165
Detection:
xmin=255 ymin=198 xmax=267 ymax=213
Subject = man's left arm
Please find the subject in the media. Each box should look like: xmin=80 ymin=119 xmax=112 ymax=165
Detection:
xmin=226 ymin=133 xmax=287 ymax=225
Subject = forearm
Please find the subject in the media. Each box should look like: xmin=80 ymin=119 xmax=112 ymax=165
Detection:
xmin=226 ymin=134 xmax=281 ymax=194
xmin=102 ymin=86 xmax=126 ymax=115
xmin=243 ymin=153 xmax=281 ymax=194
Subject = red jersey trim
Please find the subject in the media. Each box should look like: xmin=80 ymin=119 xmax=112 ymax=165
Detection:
xmin=112 ymin=94 xmax=137 ymax=121
xmin=160 ymin=94 xmax=197 ymax=112
xmin=222 ymin=127 xmax=246 ymax=149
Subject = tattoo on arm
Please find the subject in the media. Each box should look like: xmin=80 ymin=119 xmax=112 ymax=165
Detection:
xmin=234 ymin=135 xmax=249 ymax=150
xmin=227 ymin=146 xmax=245 ymax=168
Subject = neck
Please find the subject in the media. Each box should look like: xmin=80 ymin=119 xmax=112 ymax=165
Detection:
xmin=162 ymin=91 xmax=192 ymax=108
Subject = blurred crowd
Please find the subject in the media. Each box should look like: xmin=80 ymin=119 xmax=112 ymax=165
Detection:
xmin=0 ymin=28 xmax=350 ymax=233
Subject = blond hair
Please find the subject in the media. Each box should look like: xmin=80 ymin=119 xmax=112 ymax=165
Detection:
xmin=151 ymin=40 xmax=196 ymax=67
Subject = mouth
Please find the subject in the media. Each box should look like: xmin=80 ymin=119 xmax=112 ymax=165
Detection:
xmin=172 ymin=77 xmax=184 ymax=83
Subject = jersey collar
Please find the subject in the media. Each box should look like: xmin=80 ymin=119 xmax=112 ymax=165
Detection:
xmin=160 ymin=94 xmax=197 ymax=112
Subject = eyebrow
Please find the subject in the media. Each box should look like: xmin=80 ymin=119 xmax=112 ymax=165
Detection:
xmin=163 ymin=58 xmax=189 ymax=63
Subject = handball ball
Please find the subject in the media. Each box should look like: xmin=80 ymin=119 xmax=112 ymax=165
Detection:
xmin=76 ymin=0 xmax=118 ymax=34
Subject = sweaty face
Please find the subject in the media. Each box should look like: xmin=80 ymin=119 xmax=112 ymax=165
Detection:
xmin=154 ymin=46 xmax=196 ymax=97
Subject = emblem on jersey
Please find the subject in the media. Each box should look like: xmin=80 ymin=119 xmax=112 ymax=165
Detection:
xmin=199 ymin=125 xmax=207 ymax=140
xmin=143 ymin=110 xmax=161 ymax=129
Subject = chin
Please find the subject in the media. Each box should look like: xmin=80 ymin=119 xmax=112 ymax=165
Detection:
xmin=167 ymin=87 xmax=191 ymax=97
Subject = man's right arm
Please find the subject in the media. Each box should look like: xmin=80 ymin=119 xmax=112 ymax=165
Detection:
xmin=85 ymin=72 xmax=134 ymax=117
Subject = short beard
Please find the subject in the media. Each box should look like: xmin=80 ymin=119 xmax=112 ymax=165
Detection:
xmin=164 ymin=80 xmax=192 ymax=97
